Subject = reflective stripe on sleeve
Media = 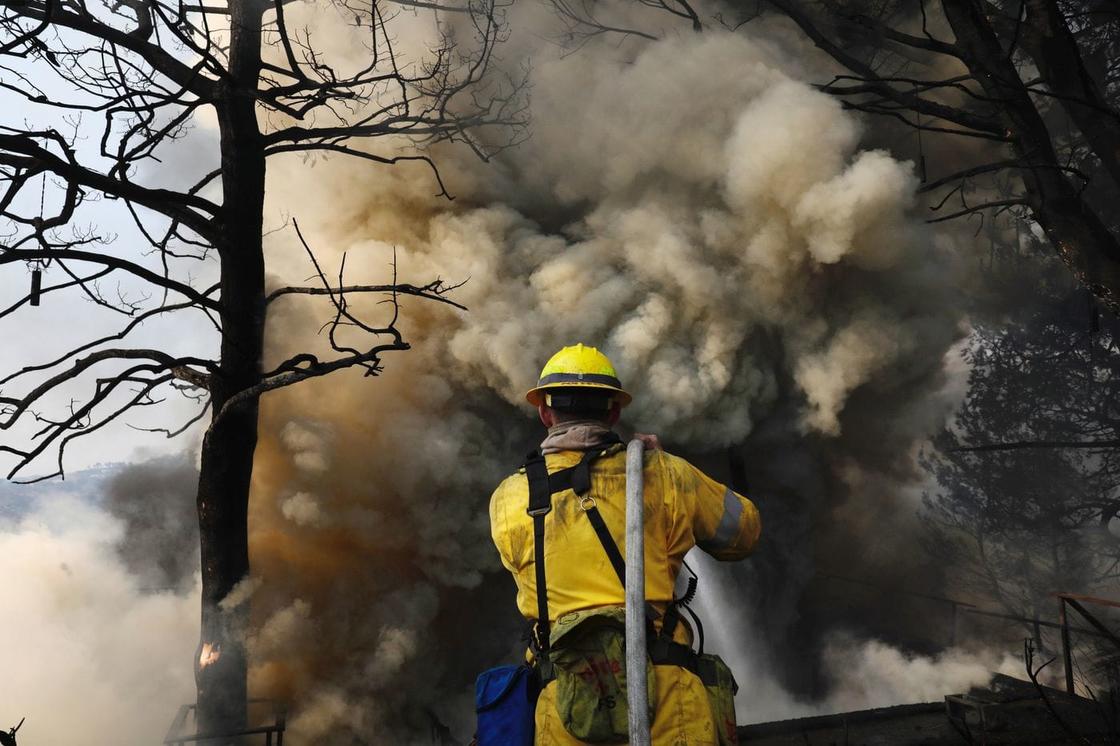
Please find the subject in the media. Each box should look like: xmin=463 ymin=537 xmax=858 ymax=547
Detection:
xmin=697 ymin=487 xmax=742 ymax=554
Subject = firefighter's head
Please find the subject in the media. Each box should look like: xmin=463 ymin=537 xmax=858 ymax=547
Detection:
xmin=526 ymin=344 xmax=631 ymax=427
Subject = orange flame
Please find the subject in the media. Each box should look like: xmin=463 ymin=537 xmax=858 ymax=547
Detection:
xmin=199 ymin=641 xmax=222 ymax=669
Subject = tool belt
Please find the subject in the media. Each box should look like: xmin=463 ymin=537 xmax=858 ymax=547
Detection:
xmin=524 ymin=440 xmax=739 ymax=745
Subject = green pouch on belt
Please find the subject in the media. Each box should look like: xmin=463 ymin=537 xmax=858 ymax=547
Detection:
xmin=547 ymin=606 xmax=656 ymax=743
xmin=698 ymin=653 xmax=739 ymax=746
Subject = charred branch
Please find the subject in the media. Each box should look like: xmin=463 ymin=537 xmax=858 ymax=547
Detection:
xmin=942 ymin=0 xmax=1120 ymax=311
xmin=0 ymin=130 xmax=220 ymax=240
xmin=756 ymin=0 xmax=1120 ymax=313
xmin=548 ymin=0 xmax=660 ymax=49
xmin=0 ymin=348 xmax=214 ymax=427
xmin=212 ymin=219 xmax=465 ymax=427
xmin=766 ymin=0 xmax=1003 ymax=136
xmin=0 ymin=245 xmax=221 ymax=310
xmin=2 ymin=365 xmax=179 ymax=481
xmin=0 ymin=0 xmax=219 ymax=96
xmin=267 ymin=281 xmax=468 ymax=310
xmin=1016 ymin=0 xmax=1120 ymax=191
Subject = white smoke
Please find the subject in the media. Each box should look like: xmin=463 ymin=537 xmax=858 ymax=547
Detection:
xmin=821 ymin=637 xmax=1021 ymax=713
xmin=0 ymin=495 xmax=197 ymax=745
xmin=281 ymin=491 xmax=326 ymax=527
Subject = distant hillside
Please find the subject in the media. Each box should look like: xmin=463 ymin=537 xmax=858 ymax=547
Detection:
xmin=0 ymin=463 xmax=121 ymax=523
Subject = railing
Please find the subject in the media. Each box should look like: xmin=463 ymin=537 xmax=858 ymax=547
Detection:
xmin=163 ymin=699 xmax=287 ymax=745
xmin=817 ymin=573 xmax=1114 ymax=649
xmin=1055 ymin=592 xmax=1120 ymax=695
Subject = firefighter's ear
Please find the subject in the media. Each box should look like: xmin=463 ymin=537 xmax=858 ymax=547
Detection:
xmin=606 ymin=403 xmax=621 ymax=427
xmin=539 ymin=404 xmax=557 ymax=428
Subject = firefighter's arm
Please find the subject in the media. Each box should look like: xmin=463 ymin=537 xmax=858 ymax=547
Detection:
xmin=488 ymin=478 xmax=517 ymax=573
xmin=669 ymin=455 xmax=760 ymax=561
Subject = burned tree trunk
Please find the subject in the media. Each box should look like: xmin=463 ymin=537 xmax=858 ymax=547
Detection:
xmin=193 ymin=0 xmax=268 ymax=734
xmin=194 ymin=403 xmax=258 ymax=736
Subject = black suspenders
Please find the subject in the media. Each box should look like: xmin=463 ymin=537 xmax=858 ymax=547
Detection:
xmin=523 ymin=436 xmax=622 ymax=654
xmin=524 ymin=452 xmax=556 ymax=654
xmin=523 ymin=440 xmax=714 ymax=684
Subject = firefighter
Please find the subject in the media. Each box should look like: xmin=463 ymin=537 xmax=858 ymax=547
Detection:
xmin=488 ymin=343 xmax=761 ymax=745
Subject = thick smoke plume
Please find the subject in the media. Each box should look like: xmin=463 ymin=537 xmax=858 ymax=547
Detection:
xmin=244 ymin=7 xmax=977 ymax=741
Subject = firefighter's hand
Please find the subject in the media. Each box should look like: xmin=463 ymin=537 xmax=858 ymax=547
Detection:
xmin=634 ymin=432 xmax=662 ymax=451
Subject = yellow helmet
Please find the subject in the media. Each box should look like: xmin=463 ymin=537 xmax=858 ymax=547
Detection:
xmin=525 ymin=344 xmax=632 ymax=408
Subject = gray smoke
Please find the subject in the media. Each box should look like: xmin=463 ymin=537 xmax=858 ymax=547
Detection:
xmin=104 ymin=454 xmax=200 ymax=593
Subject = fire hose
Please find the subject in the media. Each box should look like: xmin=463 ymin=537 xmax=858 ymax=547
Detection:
xmin=625 ymin=439 xmax=651 ymax=745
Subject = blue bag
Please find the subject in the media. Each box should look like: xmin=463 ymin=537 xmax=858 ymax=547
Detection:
xmin=475 ymin=664 xmax=537 ymax=746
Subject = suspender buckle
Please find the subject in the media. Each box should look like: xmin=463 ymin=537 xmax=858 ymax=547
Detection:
xmin=578 ymin=494 xmax=596 ymax=511
xmin=527 ymin=504 xmax=552 ymax=517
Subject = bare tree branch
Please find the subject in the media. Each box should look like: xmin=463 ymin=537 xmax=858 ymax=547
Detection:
xmin=267 ymin=281 xmax=468 ymax=310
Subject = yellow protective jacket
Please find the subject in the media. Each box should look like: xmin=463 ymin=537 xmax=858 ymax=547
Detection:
xmin=489 ymin=446 xmax=761 ymax=745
